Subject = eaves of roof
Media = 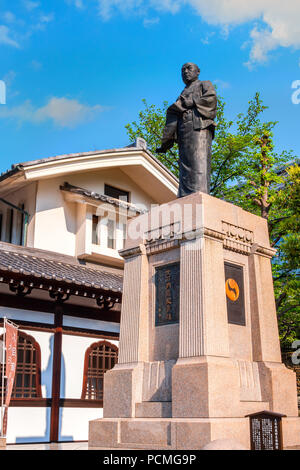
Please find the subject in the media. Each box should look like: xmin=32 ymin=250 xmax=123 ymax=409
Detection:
xmin=0 ymin=145 xmax=178 ymax=185
xmin=0 ymin=242 xmax=123 ymax=295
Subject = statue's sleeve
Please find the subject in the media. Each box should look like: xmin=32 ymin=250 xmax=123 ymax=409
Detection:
xmin=160 ymin=109 xmax=178 ymax=149
xmin=193 ymin=81 xmax=217 ymax=120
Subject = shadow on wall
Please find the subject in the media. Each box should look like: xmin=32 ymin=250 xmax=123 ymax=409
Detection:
xmin=15 ymin=335 xmax=73 ymax=443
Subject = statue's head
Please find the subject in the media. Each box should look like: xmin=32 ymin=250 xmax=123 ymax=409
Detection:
xmin=181 ymin=63 xmax=200 ymax=85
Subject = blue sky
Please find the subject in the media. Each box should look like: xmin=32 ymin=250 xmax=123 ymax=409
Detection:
xmin=0 ymin=0 xmax=300 ymax=173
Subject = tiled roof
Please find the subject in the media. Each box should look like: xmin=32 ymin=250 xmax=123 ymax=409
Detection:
xmin=0 ymin=246 xmax=123 ymax=294
xmin=60 ymin=182 xmax=146 ymax=214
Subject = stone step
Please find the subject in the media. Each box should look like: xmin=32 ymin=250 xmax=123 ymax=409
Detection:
xmin=120 ymin=419 xmax=172 ymax=446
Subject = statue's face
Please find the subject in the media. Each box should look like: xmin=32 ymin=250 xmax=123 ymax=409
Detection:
xmin=181 ymin=63 xmax=200 ymax=85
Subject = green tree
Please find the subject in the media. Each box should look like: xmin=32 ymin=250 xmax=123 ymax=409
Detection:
xmin=125 ymin=99 xmax=179 ymax=177
xmin=125 ymin=93 xmax=300 ymax=346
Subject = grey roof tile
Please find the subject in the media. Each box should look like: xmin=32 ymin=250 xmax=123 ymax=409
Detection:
xmin=0 ymin=248 xmax=123 ymax=294
xmin=60 ymin=182 xmax=146 ymax=214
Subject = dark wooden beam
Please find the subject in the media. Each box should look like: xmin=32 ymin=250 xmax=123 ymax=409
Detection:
xmin=0 ymin=270 xmax=122 ymax=304
xmin=9 ymin=398 xmax=103 ymax=408
xmin=0 ymin=292 xmax=121 ymax=323
xmin=50 ymin=303 xmax=63 ymax=442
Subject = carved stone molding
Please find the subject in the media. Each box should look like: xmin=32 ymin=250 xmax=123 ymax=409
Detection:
xmin=223 ymin=238 xmax=252 ymax=255
xmin=119 ymin=244 xmax=146 ymax=259
xmin=222 ymin=221 xmax=254 ymax=244
xmin=145 ymin=221 xmax=181 ymax=243
xmin=251 ymin=243 xmax=277 ymax=259
xmin=145 ymin=239 xmax=180 ymax=255
xmin=122 ymin=221 xmax=275 ymax=259
xmin=222 ymin=221 xmax=254 ymax=255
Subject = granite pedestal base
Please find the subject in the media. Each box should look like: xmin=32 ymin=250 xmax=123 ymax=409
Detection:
xmin=89 ymin=416 xmax=300 ymax=450
xmin=89 ymin=192 xmax=300 ymax=450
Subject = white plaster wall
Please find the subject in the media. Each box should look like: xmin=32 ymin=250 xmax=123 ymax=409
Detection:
xmin=68 ymin=168 xmax=156 ymax=209
xmin=6 ymin=407 xmax=51 ymax=444
xmin=59 ymin=332 xmax=118 ymax=442
xmin=28 ymin=329 xmax=54 ymax=399
xmin=59 ymin=408 xmax=103 ymax=442
xmin=63 ymin=315 xmax=120 ymax=333
xmin=1 ymin=310 xmax=119 ymax=443
xmin=0 ymin=306 xmax=54 ymax=325
xmin=34 ymin=177 xmax=77 ymax=256
xmin=2 ymin=328 xmax=54 ymax=444
xmin=0 ymin=182 xmax=37 ymax=246
xmin=33 ymin=168 xmax=156 ymax=256
xmin=60 ymin=333 xmax=119 ymax=399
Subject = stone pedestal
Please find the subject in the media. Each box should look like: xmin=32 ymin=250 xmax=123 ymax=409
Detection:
xmin=89 ymin=192 xmax=300 ymax=450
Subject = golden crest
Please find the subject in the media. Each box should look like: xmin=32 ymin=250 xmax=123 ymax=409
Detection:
xmin=225 ymin=278 xmax=240 ymax=302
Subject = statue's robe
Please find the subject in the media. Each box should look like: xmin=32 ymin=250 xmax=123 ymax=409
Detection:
xmin=160 ymin=80 xmax=217 ymax=197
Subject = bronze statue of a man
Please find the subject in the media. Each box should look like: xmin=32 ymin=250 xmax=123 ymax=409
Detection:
xmin=156 ymin=63 xmax=217 ymax=197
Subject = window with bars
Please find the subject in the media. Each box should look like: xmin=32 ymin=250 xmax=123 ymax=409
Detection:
xmin=81 ymin=341 xmax=118 ymax=400
xmin=0 ymin=331 xmax=42 ymax=399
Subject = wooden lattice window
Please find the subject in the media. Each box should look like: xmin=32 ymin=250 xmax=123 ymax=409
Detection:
xmin=81 ymin=341 xmax=118 ymax=400
xmin=0 ymin=331 xmax=42 ymax=399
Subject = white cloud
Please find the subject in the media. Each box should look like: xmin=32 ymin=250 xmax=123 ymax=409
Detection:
xmin=31 ymin=12 xmax=55 ymax=32
xmin=23 ymin=1 xmax=40 ymax=11
xmin=143 ymin=17 xmax=160 ymax=28
xmin=0 ymin=25 xmax=20 ymax=48
xmin=150 ymin=0 xmax=181 ymax=14
xmin=89 ymin=1 xmax=300 ymax=66
xmin=73 ymin=0 xmax=85 ymax=8
xmin=31 ymin=59 xmax=42 ymax=70
xmin=2 ymin=70 xmax=17 ymax=86
xmin=0 ymin=97 xmax=105 ymax=128
xmin=66 ymin=0 xmax=85 ymax=9
xmin=186 ymin=0 xmax=300 ymax=66
xmin=2 ymin=70 xmax=19 ymax=100
xmin=213 ymin=79 xmax=231 ymax=90
xmin=97 ymin=0 xmax=144 ymax=20
xmin=39 ymin=13 xmax=55 ymax=23
xmin=97 ymin=0 xmax=181 ymax=18
xmin=3 ymin=12 xmax=16 ymax=23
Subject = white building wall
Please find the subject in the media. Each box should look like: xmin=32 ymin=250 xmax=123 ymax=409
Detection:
xmin=0 ymin=307 xmax=54 ymax=325
xmin=33 ymin=168 xmax=156 ymax=256
xmin=60 ymin=333 xmax=118 ymax=400
xmin=6 ymin=407 xmax=52 ymax=444
xmin=59 ymin=407 xmax=103 ymax=442
xmin=34 ymin=177 xmax=77 ymax=256
xmin=0 ymin=182 xmax=37 ymax=247
xmin=1 ymin=308 xmax=119 ymax=443
xmin=59 ymin=331 xmax=118 ymax=441
xmin=0 ymin=326 xmax=54 ymax=444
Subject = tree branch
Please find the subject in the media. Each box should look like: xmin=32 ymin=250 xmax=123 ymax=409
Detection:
xmin=278 ymin=304 xmax=300 ymax=319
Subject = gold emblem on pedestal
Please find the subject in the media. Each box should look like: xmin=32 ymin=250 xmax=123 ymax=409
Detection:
xmin=225 ymin=278 xmax=240 ymax=302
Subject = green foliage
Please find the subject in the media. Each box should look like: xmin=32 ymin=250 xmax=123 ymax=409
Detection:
xmin=125 ymin=93 xmax=300 ymax=347
xmin=272 ymin=166 xmax=300 ymax=346
xmin=125 ymin=99 xmax=179 ymax=177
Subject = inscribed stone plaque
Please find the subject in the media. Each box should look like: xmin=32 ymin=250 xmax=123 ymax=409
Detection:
xmin=224 ymin=262 xmax=245 ymax=326
xmin=155 ymin=262 xmax=180 ymax=326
